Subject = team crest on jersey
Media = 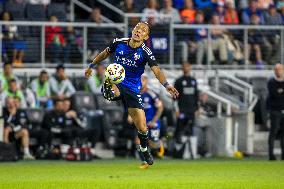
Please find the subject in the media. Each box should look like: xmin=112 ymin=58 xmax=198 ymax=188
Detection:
xmin=134 ymin=53 xmax=140 ymax=60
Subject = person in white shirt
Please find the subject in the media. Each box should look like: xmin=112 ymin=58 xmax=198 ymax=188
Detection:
xmin=49 ymin=64 xmax=75 ymax=100
xmin=141 ymin=0 xmax=160 ymax=25
xmin=160 ymin=0 xmax=181 ymax=23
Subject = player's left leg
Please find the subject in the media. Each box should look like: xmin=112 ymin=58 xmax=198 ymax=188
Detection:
xmin=128 ymin=108 xmax=153 ymax=165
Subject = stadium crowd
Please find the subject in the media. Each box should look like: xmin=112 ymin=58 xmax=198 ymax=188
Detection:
xmin=0 ymin=0 xmax=283 ymax=66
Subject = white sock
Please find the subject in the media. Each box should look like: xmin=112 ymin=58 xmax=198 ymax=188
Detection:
xmin=139 ymin=145 xmax=147 ymax=152
xmin=24 ymin=147 xmax=30 ymax=155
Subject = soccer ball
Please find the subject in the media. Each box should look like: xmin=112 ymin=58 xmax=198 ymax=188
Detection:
xmin=104 ymin=63 xmax=125 ymax=84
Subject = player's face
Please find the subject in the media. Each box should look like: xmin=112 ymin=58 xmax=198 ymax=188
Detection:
xmin=131 ymin=23 xmax=149 ymax=42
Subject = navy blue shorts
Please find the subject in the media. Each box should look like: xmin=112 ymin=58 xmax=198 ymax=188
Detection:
xmin=117 ymin=84 xmax=144 ymax=110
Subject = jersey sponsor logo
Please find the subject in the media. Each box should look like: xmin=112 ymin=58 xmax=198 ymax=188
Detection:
xmin=116 ymin=56 xmax=137 ymax=67
xmin=119 ymin=51 xmax=124 ymax=55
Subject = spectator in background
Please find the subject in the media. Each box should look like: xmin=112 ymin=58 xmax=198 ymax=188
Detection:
xmin=195 ymin=92 xmax=216 ymax=156
xmin=42 ymin=99 xmax=72 ymax=145
xmin=209 ymin=14 xmax=228 ymax=64
xmin=49 ymin=64 xmax=76 ymax=100
xmin=248 ymin=14 xmax=264 ymax=66
xmin=62 ymin=98 xmax=97 ymax=152
xmin=257 ymin=0 xmax=274 ymax=9
xmin=3 ymin=97 xmax=35 ymax=160
xmin=174 ymin=62 xmax=198 ymax=143
xmin=64 ymin=26 xmax=83 ymax=63
xmin=0 ymin=62 xmax=19 ymax=93
xmin=87 ymin=8 xmax=112 ymax=62
xmin=1 ymin=79 xmax=27 ymax=108
xmin=160 ymin=0 xmax=181 ymax=23
xmin=14 ymin=96 xmax=49 ymax=158
xmin=214 ymin=1 xmax=225 ymax=24
xmin=1 ymin=11 xmax=26 ymax=66
xmin=194 ymin=11 xmax=208 ymax=65
xmin=85 ymin=63 xmax=105 ymax=94
xmin=31 ymin=70 xmax=52 ymax=108
xmin=180 ymin=0 xmax=196 ymax=24
xmin=119 ymin=0 xmax=139 ymax=25
xmin=142 ymin=0 xmax=159 ymax=26
xmin=88 ymin=7 xmax=105 ymax=23
xmin=242 ymin=0 xmax=265 ymax=24
xmin=264 ymin=5 xmax=282 ymax=25
xmin=45 ymin=15 xmax=66 ymax=63
xmin=267 ymin=64 xmax=284 ymax=161
xmin=224 ymin=1 xmax=239 ymax=24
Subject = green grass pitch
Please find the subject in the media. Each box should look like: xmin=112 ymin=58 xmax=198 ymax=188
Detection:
xmin=0 ymin=158 xmax=283 ymax=189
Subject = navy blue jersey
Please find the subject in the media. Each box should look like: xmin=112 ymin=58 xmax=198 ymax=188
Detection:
xmin=141 ymin=89 xmax=160 ymax=125
xmin=107 ymin=38 xmax=158 ymax=93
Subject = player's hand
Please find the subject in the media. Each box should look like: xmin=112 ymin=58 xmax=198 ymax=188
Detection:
xmin=166 ymin=85 xmax=179 ymax=99
xmin=85 ymin=68 xmax=93 ymax=78
xmin=147 ymin=121 xmax=156 ymax=128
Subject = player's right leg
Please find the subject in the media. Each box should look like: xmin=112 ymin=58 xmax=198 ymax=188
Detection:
xmin=101 ymin=79 xmax=121 ymax=101
xmin=128 ymin=108 xmax=154 ymax=165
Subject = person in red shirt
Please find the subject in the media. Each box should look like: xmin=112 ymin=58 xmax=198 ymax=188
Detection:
xmin=224 ymin=1 xmax=239 ymax=24
xmin=45 ymin=15 xmax=66 ymax=63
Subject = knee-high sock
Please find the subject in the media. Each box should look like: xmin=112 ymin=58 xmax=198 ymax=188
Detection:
xmin=137 ymin=145 xmax=145 ymax=162
xmin=138 ymin=130 xmax=148 ymax=150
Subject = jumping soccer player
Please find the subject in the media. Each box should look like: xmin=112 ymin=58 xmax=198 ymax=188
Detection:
xmin=85 ymin=22 xmax=179 ymax=166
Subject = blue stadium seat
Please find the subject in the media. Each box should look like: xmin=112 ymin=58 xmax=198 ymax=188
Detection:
xmin=4 ymin=0 xmax=25 ymax=20
xmin=26 ymin=4 xmax=46 ymax=21
xmin=47 ymin=3 xmax=66 ymax=21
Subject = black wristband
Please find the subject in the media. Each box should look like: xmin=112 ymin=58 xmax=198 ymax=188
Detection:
xmin=163 ymin=81 xmax=170 ymax=88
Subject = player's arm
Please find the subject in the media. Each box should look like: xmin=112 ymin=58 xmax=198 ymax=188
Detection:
xmin=85 ymin=48 xmax=110 ymax=78
xmin=150 ymin=99 xmax=164 ymax=125
xmin=151 ymin=66 xmax=179 ymax=99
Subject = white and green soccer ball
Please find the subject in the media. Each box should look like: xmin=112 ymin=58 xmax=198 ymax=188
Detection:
xmin=104 ymin=63 xmax=125 ymax=84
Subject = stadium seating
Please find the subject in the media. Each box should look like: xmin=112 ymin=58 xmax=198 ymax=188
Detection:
xmin=47 ymin=3 xmax=67 ymax=21
xmin=4 ymin=0 xmax=25 ymax=20
xmin=26 ymin=4 xmax=47 ymax=21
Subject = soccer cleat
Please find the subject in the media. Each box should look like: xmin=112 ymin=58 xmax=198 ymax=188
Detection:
xmin=157 ymin=142 xmax=165 ymax=158
xmin=101 ymin=80 xmax=115 ymax=101
xmin=139 ymin=162 xmax=149 ymax=169
xmin=142 ymin=148 xmax=154 ymax=165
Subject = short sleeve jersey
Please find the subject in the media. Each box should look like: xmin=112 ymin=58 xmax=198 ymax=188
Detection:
xmin=107 ymin=38 xmax=158 ymax=93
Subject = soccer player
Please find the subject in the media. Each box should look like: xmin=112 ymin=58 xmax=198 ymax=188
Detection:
xmin=136 ymin=74 xmax=164 ymax=169
xmin=85 ymin=22 xmax=179 ymax=166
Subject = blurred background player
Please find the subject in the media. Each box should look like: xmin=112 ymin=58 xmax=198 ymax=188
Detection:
xmin=174 ymin=62 xmax=198 ymax=158
xmin=85 ymin=22 xmax=179 ymax=166
xmin=267 ymin=64 xmax=284 ymax=160
xmin=3 ymin=97 xmax=35 ymax=160
xmin=135 ymin=74 xmax=164 ymax=169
